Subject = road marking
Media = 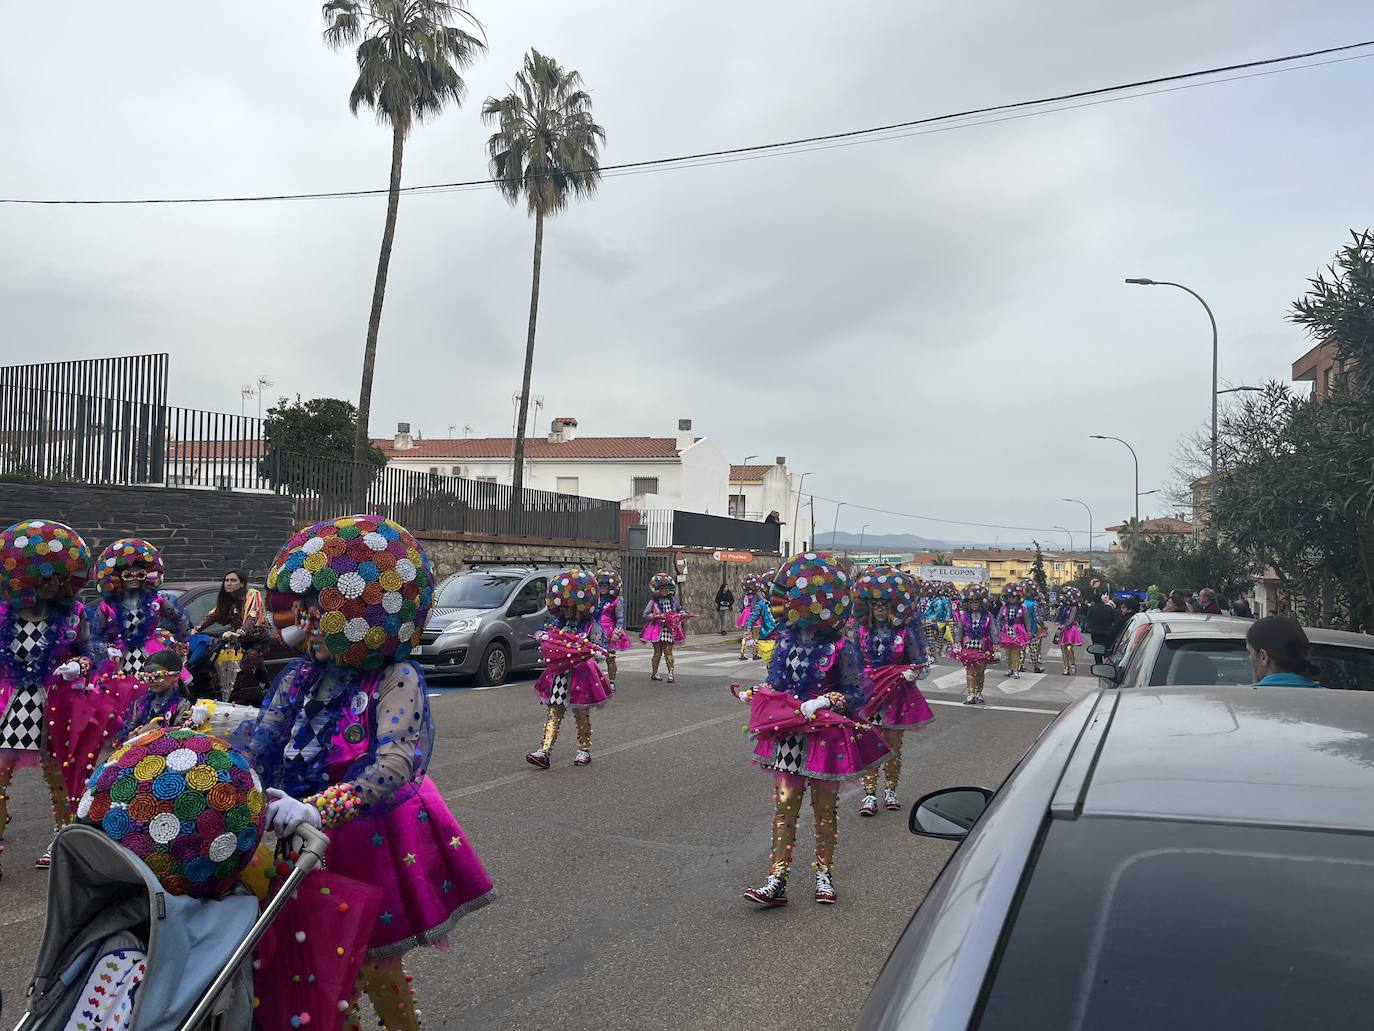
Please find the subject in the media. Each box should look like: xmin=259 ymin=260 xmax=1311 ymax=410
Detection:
xmin=928 ymin=699 xmax=1060 ymax=715
xmin=996 ymin=672 xmax=1045 ymax=695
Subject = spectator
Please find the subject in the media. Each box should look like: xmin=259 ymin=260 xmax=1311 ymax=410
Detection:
xmin=1163 ymin=590 xmax=1190 ymax=613
xmin=714 ymin=581 xmax=735 ymax=635
xmin=1198 ymin=587 xmax=1222 ymax=615
xmin=1232 ymin=597 xmax=1254 ymax=618
xmin=1246 ymin=615 xmax=1320 ymax=687
xmin=1085 ymin=594 xmax=1119 ymax=655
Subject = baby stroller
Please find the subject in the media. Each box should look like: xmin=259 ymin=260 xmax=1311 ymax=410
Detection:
xmin=12 ymin=822 xmax=329 ymax=1031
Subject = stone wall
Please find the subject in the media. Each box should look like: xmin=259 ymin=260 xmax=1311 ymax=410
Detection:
xmin=0 ymin=481 xmax=297 ymax=582
xmin=415 ymin=532 xmax=620 ymax=580
xmin=658 ymin=549 xmax=783 ymax=629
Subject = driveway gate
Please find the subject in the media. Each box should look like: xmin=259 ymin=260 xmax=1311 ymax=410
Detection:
xmin=620 ymin=553 xmax=672 ymax=630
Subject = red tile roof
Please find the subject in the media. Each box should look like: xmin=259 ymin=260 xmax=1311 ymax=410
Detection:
xmin=166 ymin=439 xmax=265 ymax=460
xmin=1104 ymin=516 xmax=1193 ymax=534
xmin=373 ymin=436 xmax=683 ymax=460
xmin=730 ymin=464 xmax=773 ymax=481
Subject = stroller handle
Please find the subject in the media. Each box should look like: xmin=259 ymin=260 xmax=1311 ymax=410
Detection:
xmin=175 ymin=823 xmax=331 ymax=1031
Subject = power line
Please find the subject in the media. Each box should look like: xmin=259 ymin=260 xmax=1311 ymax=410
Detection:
xmin=3 ymin=38 xmax=1370 ymax=206
xmin=807 ymin=491 xmax=1096 ymax=539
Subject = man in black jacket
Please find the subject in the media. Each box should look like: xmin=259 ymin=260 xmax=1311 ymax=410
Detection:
xmin=715 ymin=581 xmax=735 ymax=634
xmin=1086 ymin=594 xmax=1119 ymax=656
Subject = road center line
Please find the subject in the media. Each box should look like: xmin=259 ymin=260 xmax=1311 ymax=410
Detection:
xmin=928 ymin=699 xmax=1061 ymax=715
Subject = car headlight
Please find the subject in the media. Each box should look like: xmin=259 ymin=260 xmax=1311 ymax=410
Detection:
xmin=440 ymin=618 xmax=480 ymax=637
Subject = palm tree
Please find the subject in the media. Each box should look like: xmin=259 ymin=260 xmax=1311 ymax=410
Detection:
xmin=322 ymin=0 xmax=485 ymax=474
xmin=1117 ymin=516 xmax=1147 ymax=552
xmin=483 ymin=49 xmax=605 ymax=498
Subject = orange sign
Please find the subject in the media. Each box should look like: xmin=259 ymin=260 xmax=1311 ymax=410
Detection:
xmin=713 ymin=550 xmax=754 ymax=563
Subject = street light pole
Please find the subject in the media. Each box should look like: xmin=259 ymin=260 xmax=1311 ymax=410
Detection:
xmin=858 ymin=523 xmax=871 ymax=557
xmin=791 ymin=472 xmax=810 ymax=556
xmin=831 ymin=501 xmax=845 ymax=549
xmin=732 ymin=454 xmax=757 ymax=519
xmin=1053 ymin=525 xmax=1074 ymax=552
xmin=1063 ymin=498 xmax=1093 ymax=556
xmin=1090 ymin=434 xmax=1139 ymax=526
xmin=1125 ymin=277 xmax=1219 ymax=539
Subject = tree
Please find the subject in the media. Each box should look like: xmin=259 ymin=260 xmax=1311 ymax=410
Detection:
xmin=1030 ymin=541 xmax=1048 ymax=593
xmin=1122 ymin=532 xmax=1256 ymax=602
xmin=261 ymin=396 xmax=388 ymax=498
xmin=1114 ymin=516 xmax=1147 ymax=553
xmin=483 ymin=49 xmax=605 ymax=499
xmin=322 ymin=0 xmax=485 ymax=472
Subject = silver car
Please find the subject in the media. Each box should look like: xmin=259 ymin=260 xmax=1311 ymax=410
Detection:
xmin=412 ymin=564 xmax=563 ymax=685
xmin=858 ymin=686 xmax=1374 ymax=1030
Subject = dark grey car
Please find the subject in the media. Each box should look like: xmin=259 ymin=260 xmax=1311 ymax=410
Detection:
xmin=858 ymin=686 xmax=1374 ymax=1031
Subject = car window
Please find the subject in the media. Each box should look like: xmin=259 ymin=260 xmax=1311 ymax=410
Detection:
xmin=1149 ymin=638 xmax=1247 ymax=685
xmin=180 ymin=589 xmax=220 ymax=629
xmin=508 ymin=577 xmax=548 ymax=617
xmin=1109 ymin=618 xmax=1150 ymax=667
xmin=435 ymin=573 xmax=522 ymax=610
xmin=975 ymin=817 xmax=1374 ymax=1030
xmin=1309 ymin=644 xmax=1374 ymax=692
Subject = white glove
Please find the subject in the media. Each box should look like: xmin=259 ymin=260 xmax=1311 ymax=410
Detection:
xmin=280 ymin=624 xmax=307 ymax=650
xmin=56 ymin=660 xmax=83 ymax=682
xmin=190 ymin=704 xmax=210 ymax=726
xmin=901 ymin=667 xmax=918 ymax=682
xmin=106 ymin=646 xmax=123 ymax=663
xmin=800 ymin=696 xmax=832 ymax=720
xmin=265 ymin=788 xmax=323 ymax=838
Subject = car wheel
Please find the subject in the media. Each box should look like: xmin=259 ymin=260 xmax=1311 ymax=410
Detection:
xmin=477 ymin=642 xmax=510 ymax=686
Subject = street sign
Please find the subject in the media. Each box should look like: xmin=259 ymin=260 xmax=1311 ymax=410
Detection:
xmin=918 ymin=564 xmax=988 ymax=584
xmin=712 ymin=550 xmax=754 ymax=563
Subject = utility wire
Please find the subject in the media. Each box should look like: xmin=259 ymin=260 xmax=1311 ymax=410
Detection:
xmin=3 ymin=38 xmax=1370 ymax=206
xmin=807 ymin=491 xmax=1102 ymax=539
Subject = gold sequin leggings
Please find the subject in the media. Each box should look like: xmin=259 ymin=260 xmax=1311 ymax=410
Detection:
xmin=605 ymin=653 xmax=617 ymax=683
xmin=862 ymin=730 xmax=904 ymax=795
xmin=539 ymin=704 xmax=593 ymax=755
xmin=965 ymin=664 xmax=987 ymax=697
xmin=767 ymin=773 xmax=839 ymax=879
xmin=345 ymin=960 xmax=421 ymax=1030
xmin=1004 ymin=645 xmax=1023 ymax=673
xmin=651 ymin=642 xmax=675 ymax=675
xmin=0 ymin=752 xmax=71 ymax=847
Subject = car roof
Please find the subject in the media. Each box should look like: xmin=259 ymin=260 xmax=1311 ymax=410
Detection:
xmin=450 ymin=565 xmax=563 ymax=576
xmin=1137 ymin=611 xmax=1374 ymax=648
xmin=1074 ymin=687 xmax=1374 ymax=833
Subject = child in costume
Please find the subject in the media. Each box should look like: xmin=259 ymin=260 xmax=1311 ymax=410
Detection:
xmin=736 ymin=552 xmax=891 ymax=908
xmin=0 ymin=519 xmax=102 ymax=877
xmin=88 ymin=538 xmax=191 ymax=677
xmin=1056 ymin=587 xmax=1084 ymax=675
xmin=118 ymin=649 xmax=194 ymax=740
xmin=1023 ymin=580 xmax=1047 ymax=674
xmin=236 ymin=515 xmax=494 ymax=1031
xmin=736 ymin=574 xmax=759 ymax=661
xmin=953 ymin=585 xmax=999 ymax=705
xmin=997 ymin=583 xmax=1030 ymax=678
xmin=851 ymin=566 xmax=935 ymax=817
xmin=923 ymin=584 xmax=953 ymax=660
xmin=641 ymin=572 xmax=690 ymax=682
xmin=740 ymin=569 xmax=780 ymax=663
xmin=526 ymin=568 xmax=613 ymax=770
xmin=593 ymin=566 xmax=631 ymax=685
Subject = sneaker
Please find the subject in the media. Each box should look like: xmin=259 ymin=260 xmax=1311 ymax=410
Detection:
xmin=667 ymin=674 xmax=675 ymax=683
xmin=963 ymin=695 xmax=976 ymax=705
xmin=1034 ymin=667 xmax=1045 ymax=674
xmin=573 ymin=750 xmax=591 ymax=767
xmin=739 ymin=654 xmax=748 ymax=661
xmin=859 ymin=794 xmax=878 ymax=817
xmin=815 ymin=871 xmax=837 ymax=904
xmin=974 ymin=693 xmax=986 ymax=705
xmin=1070 ymin=664 xmax=1078 ymax=675
xmin=650 ymin=673 xmax=662 ymax=682
xmin=744 ymin=875 xmax=789 ymax=907
xmin=884 ymin=789 xmax=901 ymax=811
xmin=35 ymin=846 xmax=51 ymax=869
xmin=525 ymin=750 xmax=551 ymax=769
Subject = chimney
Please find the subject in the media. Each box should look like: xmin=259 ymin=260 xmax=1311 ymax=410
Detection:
xmin=394 ymin=422 xmax=414 ymax=451
xmin=676 ymin=418 xmax=694 ymax=451
xmin=775 ymin=456 xmax=786 ymax=466
xmin=548 ymin=416 xmax=578 ymax=443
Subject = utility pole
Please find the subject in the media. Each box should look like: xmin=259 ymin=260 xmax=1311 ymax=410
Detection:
xmin=809 ymin=494 xmax=816 ymax=552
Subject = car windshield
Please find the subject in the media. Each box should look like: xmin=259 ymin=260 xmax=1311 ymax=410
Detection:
xmin=976 ymin=817 xmax=1374 ymax=1030
xmin=1148 ymin=638 xmax=1374 ymax=690
xmin=436 ymin=574 xmax=522 ymax=610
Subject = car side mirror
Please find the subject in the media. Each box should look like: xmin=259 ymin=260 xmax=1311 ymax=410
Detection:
xmin=1091 ymin=663 xmax=1118 ymax=681
xmin=910 ymin=787 xmax=993 ymax=840
xmin=1087 ymin=643 xmax=1107 ymax=657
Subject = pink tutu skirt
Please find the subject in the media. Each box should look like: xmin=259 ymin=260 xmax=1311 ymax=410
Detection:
xmin=535 ymin=660 xmax=614 ymax=709
xmin=875 ymin=685 xmax=936 ymax=730
xmin=639 ymin=622 xmax=684 ymax=644
xmin=598 ymin=612 xmax=633 ymax=651
xmin=325 ymin=776 xmax=495 ymax=960
xmin=999 ymin=626 xmax=1030 ymax=648
xmin=734 ymin=608 xmax=751 ymax=629
xmin=1060 ymin=624 xmax=1083 ymax=645
xmin=951 ymin=646 xmax=998 ymax=668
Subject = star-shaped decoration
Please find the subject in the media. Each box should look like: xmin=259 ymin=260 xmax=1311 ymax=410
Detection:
xmin=379 ymin=911 xmax=394 ymax=925
xmin=403 ymin=852 xmax=417 ymax=865
xmin=449 ymin=835 xmax=463 ymax=848
xmin=442 ymin=879 xmax=452 ymax=894
xmin=371 ymin=833 xmax=384 ymax=846
xmin=417 ymin=810 xmax=429 ymax=823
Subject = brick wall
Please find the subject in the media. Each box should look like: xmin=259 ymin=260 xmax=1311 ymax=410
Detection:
xmin=0 ymin=481 xmax=297 ymax=583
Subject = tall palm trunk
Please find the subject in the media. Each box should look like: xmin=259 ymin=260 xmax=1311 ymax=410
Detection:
xmin=352 ymin=122 xmax=406 ymax=506
xmin=510 ymin=207 xmax=545 ymax=506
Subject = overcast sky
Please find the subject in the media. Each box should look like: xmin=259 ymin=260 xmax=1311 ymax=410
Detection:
xmin=3 ymin=0 xmax=1371 ymax=546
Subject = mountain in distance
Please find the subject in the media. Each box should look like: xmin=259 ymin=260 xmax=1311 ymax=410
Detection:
xmin=815 ymin=531 xmax=1037 ymax=552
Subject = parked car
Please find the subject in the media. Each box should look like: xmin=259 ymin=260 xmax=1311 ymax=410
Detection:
xmin=160 ymin=580 xmax=296 ymax=679
xmin=1088 ymin=611 xmax=1374 ymax=691
xmin=411 ymin=564 xmax=564 ymax=685
xmin=858 ymin=686 xmax=1374 ymax=1031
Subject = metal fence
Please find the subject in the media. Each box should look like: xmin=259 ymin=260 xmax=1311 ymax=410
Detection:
xmin=672 ymin=510 xmax=781 ymax=552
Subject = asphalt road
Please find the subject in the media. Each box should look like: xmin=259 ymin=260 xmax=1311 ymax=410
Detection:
xmin=0 ymin=642 xmax=1083 ymax=1029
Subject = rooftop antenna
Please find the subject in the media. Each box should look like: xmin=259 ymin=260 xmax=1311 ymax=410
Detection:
xmin=448 ymin=423 xmax=458 ymax=438
xmin=463 ymin=424 xmax=473 ymax=439
xmin=240 ymin=384 xmax=255 ymax=418
xmin=255 ymin=376 xmax=274 ymax=421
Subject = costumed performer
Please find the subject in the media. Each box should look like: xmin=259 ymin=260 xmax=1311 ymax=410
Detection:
xmin=640 ymin=572 xmax=689 ymax=682
xmin=1023 ymin=579 xmax=1047 ymax=674
xmin=952 ymin=585 xmax=999 ymax=705
xmin=741 ymin=568 xmax=781 ymax=663
xmin=235 ymin=515 xmax=494 ymax=1031
xmin=1056 ymin=587 xmax=1083 ymax=675
xmin=997 ymin=583 xmax=1029 ymax=678
xmin=88 ymin=537 xmax=191 ymax=678
xmin=593 ymin=566 xmax=631 ymax=686
xmin=526 ymin=568 xmax=612 ymax=770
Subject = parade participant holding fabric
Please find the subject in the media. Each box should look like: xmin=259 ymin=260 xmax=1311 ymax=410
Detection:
xmin=1022 ymin=580 xmax=1048 ymax=674
xmin=593 ymin=566 xmax=631 ymax=685
xmin=997 ymin=583 xmax=1030 ymax=678
xmin=236 ymin=516 xmax=494 ymax=1031
xmin=1055 ymin=587 xmax=1084 ymax=675
xmin=736 ymin=552 xmax=891 ymax=908
xmin=735 ymin=573 xmax=760 ymax=633
xmin=851 ymin=566 xmax=934 ymax=817
xmin=641 ymin=572 xmax=690 ymax=682
xmin=953 ymin=586 xmax=999 ymax=705
xmin=0 ymin=519 xmax=105 ymax=877
xmin=527 ymin=568 xmax=612 ymax=770
xmin=741 ymin=570 xmax=780 ymax=663
xmin=88 ymin=538 xmax=191 ymax=677
xmin=923 ymin=583 xmax=953 ymax=660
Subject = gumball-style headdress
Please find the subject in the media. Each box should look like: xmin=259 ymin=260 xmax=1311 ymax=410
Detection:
xmin=595 ymin=567 xmax=622 ymax=599
xmin=547 ymin=568 xmax=599 ymax=620
xmin=649 ymin=572 xmax=677 ymax=596
xmin=962 ymin=584 xmax=989 ymax=604
xmin=78 ymin=726 xmax=265 ymax=899
xmin=769 ymin=551 xmax=853 ymax=634
xmin=0 ymin=520 xmax=91 ymax=601
xmin=741 ymin=573 xmax=758 ymax=596
xmin=852 ymin=564 xmax=917 ymax=626
xmin=265 ymin=515 xmax=434 ymax=670
xmin=95 ymin=538 xmax=164 ymax=599
xmin=1064 ymin=586 xmax=1082 ymax=603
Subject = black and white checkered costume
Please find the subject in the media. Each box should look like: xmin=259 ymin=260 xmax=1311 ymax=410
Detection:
xmin=767 ymin=732 xmax=807 ymax=775
xmin=0 ymin=618 xmax=49 ymax=751
xmin=547 ymin=673 xmax=570 ymax=708
xmin=119 ymin=600 xmax=151 ymax=674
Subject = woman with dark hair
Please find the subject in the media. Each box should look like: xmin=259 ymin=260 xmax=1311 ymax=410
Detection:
xmin=194 ymin=569 xmax=266 ymax=703
xmin=1246 ymin=615 xmax=1321 ymax=687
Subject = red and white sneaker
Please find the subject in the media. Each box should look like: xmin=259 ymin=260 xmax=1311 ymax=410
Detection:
xmin=35 ymin=845 xmax=52 ymax=869
xmin=744 ymin=874 xmax=789 ymax=907
xmin=815 ymin=871 xmax=837 ymax=904
xmin=858 ymin=794 xmax=878 ymax=817
xmin=884 ymin=789 xmax=901 ymax=811
xmin=525 ymin=750 xmax=551 ymax=769
xmin=573 ymin=750 xmax=592 ymax=767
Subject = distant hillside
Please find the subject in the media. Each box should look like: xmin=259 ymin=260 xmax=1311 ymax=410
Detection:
xmin=816 ymin=531 xmax=981 ymax=552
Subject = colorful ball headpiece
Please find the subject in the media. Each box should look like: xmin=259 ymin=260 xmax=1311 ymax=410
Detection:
xmin=96 ymin=538 xmax=164 ymax=599
xmin=770 ymin=552 xmax=853 ymax=633
xmin=649 ymin=572 xmax=677 ymax=596
xmin=595 ymin=567 xmax=622 ymax=599
xmin=962 ymin=584 xmax=990 ymax=604
xmin=853 ymin=564 xmax=917 ymax=626
xmin=0 ymin=520 xmax=91 ymax=600
xmin=265 ymin=515 xmax=434 ymax=670
xmin=758 ymin=568 xmax=778 ymax=593
xmin=1065 ymin=586 xmax=1082 ymax=603
xmin=548 ymin=568 xmax=599 ymax=620
xmin=78 ymin=727 xmax=265 ymax=899
xmin=741 ymin=573 xmax=760 ymax=596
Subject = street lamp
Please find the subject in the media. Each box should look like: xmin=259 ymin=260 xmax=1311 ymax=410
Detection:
xmin=731 ymin=455 xmax=757 ymax=519
xmin=1126 ymin=277 xmax=1219 ymax=538
xmin=790 ymin=472 xmax=810 ymax=555
xmin=1053 ymin=524 xmax=1074 ymax=552
xmin=1063 ymin=498 xmax=1093 ymax=555
xmin=1090 ymin=434 xmax=1140 ymax=525
xmin=1217 ymin=386 xmax=1263 ymax=395
xmin=831 ymin=501 xmax=845 ymax=549
xmin=857 ymin=523 xmax=871 ymax=557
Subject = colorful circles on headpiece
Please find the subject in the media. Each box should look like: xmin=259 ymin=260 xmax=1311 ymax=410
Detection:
xmin=96 ymin=538 xmax=164 ymax=599
xmin=0 ymin=520 xmax=90 ymax=600
xmin=741 ymin=573 xmax=760 ymax=595
xmin=649 ymin=572 xmax=677 ymax=596
xmin=265 ymin=515 xmax=434 ymax=670
xmin=962 ymin=584 xmax=990 ymax=604
xmin=853 ymin=564 xmax=917 ymax=626
xmin=1065 ymin=586 xmax=1082 ymax=603
xmin=78 ymin=727 xmax=265 ymax=899
xmin=770 ymin=552 xmax=852 ymax=633
xmin=548 ymin=568 xmax=599 ymax=619
xmin=594 ymin=567 xmax=622 ymax=599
